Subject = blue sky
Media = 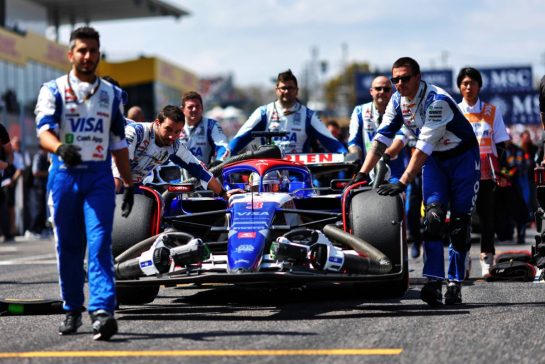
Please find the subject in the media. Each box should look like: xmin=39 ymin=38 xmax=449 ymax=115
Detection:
xmin=59 ymin=0 xmax=545 ymax=88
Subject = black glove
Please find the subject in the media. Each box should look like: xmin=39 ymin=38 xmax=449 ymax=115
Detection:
xmin=55 ymin=144 xmax=82 ymax=167
xmin=377 ymin=181 xmax=406 ymax=196
xmin=121 ymin=188 xmax=134 ymax=218
xmin=350 ymin=172 xmax=370 ymax=186
xmin=208 ymin=159 xmax=223 ymax=168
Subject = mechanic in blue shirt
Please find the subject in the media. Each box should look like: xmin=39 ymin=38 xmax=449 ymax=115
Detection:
xmin=350 ymin=57 xmax=480 ymax=306
xmin=35 ymin=27 xmax=134 ymax=340
xmin=112 ymin=105 xmax=231 ymax=199
xmin=229 ymin=69 xmax=347 ymax=155
xmin=180 ymin=91 xmax=230 ymax=166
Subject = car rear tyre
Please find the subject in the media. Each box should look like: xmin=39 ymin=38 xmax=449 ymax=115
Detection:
xmin=112 ymin=193 xmax=159 ymax=305
xmin=349 ymin=190 xmax=408 ymax=297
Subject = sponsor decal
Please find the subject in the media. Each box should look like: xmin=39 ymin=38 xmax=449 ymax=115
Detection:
xmin=236 ymin=211 xmax=269 ymax=216
xmin=293 ymin=113 xmax=301 ymax=124
xmin=68 ymin=117 xmax=104 ymax=133
xmin=235 ymin=243 xmax=256 ymax=252
xmin=65 ymin=88 xmax=77 ymax=103
xmin=284 ymin=153 xmax=343 ymax=164
xmin=246 ymin=201 xmax=263 ymax=209
xmin=92 ymin=145 xmax=104 ymax=159
xmin=140 ymin=260 xmax=153 ymax=268
xmin=97 ymin=111 xmax=110 ymax=118
xmin=65 ymin=134 xmax=74 ymax=144
xmin=99 ymin=90 xmax=109 ymax=108
xmin=328 ymin=256 xmax=343 ymax=264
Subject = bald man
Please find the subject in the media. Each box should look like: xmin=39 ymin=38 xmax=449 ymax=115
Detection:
xmin=127 ymin=106 xmax=145 ymax=123
xmin=348 ymin=75 xmax=407 ymax=181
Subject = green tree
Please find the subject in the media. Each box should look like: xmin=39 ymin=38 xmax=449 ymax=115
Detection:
xmin=324 ymin=62 xmax=371 ymax=111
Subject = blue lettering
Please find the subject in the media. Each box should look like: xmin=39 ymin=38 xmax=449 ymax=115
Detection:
xmin=190 ymin=147 xmax=203 ymax=156
xmin=68 ymin=117 xmax=104 ymax=132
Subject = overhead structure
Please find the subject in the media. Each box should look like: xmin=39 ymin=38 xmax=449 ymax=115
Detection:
xmin=28 ymin=0 xmax=190 ymax=39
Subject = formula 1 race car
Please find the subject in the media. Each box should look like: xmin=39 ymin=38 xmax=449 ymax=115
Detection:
xmin=111 ymin=144 xmax=408 ymax=305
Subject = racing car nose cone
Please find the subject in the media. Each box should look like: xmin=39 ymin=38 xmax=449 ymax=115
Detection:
xmin=232 ymin=268 xmax=249 ymax=274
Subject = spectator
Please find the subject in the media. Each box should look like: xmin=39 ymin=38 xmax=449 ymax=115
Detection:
xmin=0 ymin=123 xmax=12 ymax=242
xmin=180 ymin=91 xmax=230 ymax=166
xmin=229 ymin=69 xmax=346 ymax=155
xmin=349 ymin=57 xmax=480 ymax=306
xmin=34 ymin=26 xmax=134 ymax=340
xmin=5 ymin=136 xmax=25 ymax=238
xmin=457 ymin=67 xmax=510 ymax=278
xmin=25 ymin=147 xmax=49 ymax=239
xmin=520 ymin=129 xmax=538 ymax=221
xmin=496 ymin=138 xmax=530 ymax=245
xmin=127 ymin=106 xmax=145 ymax=123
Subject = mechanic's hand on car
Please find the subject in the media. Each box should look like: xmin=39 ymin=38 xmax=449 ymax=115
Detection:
xmin=376 ymin=181 xmax=406 ymax=196
xmin=222 ymin=188 xmax=245 ymax=200
xmin=121 ymin=187 xmax=134 ymax=218
xmin=349 ymin=172 xmax=370 ymax=187
xmin=55 ymin=144 xmax=82 ymax=167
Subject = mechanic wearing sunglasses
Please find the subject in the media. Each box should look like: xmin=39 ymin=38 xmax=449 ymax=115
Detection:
xmin=348 ymin=75 xmax=407 ymax=182
xmin=350 ymin=57 xmax=480 ymax=307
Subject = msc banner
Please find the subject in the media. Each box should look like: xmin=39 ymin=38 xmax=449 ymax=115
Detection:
xmin=479 ymin=66 xmax=533 ymax=93
xmin=481 ymin=90 xmax=539 ymax=125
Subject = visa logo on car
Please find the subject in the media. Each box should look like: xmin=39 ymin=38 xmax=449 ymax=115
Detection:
xmin=68 ymin=117 xmax=104 ymax=133
xmin=236 ymin=212 xmax=269 ymax=216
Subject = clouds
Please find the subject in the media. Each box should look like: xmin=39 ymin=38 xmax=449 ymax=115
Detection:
xmin=63 ymin=0 xmax=545 ymax=88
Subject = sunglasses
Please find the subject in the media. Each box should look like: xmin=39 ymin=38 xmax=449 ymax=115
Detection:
xmin=390 ymin=75 xmax=413 ymax=84
xmin=373 ymin=86 xmax=392 ymax=92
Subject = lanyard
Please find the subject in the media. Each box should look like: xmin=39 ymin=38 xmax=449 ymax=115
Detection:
xmin=66 ymin=74 xmax=101 ymax=105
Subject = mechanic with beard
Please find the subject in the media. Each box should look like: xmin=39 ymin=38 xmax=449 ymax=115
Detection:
xmin=34 ymin=27 xmax=134 ymax=340
xmin=350 ymin=57 xmax=480 ymax=306
xmin=112 ymin=105 xmax=232 ymax=199
xmin=180 ymin=91 xmax=230 ymax=166
xmin=229 ymin=69 xmax=347 ymax=155
xmin=348 ymin=75 xmax=407 ymax=180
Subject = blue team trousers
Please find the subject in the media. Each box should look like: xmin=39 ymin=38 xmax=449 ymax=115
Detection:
xmin=49 ymin=167 xmax=116 ymax=313
xmin=421 ymin=147 xmax=480 ymax=282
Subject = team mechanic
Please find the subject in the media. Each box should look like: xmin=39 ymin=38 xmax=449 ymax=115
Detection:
xmin=180 ymin=91 xmax=230 ymax=166
xmin=35 ymin=27 xmax=134 ymax=340
xmin=112 ymin=105 xmax=234 ymax=199
xmin=350 ymin=57 xmax=480 ymax=306
xmin=229 ymin=69 xmax=347 ymax=155
xmin=348 ymin=75 xmax=407 ymax=181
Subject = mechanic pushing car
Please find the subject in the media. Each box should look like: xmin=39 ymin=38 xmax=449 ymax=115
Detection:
xmin=350 ymin=57 xmax=480 ymax=306
xmin=112 ymin=105 xmax=234 ymax=199
xmin=179 ymin=91 xmax=230 ymax=166
xmin=34 ymin=26 xmax=134 ymax=340
xmin=229 ymin=69 xmax=347 ymax=155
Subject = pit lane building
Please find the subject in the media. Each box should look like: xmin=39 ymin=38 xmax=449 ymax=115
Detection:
xmin=0 ymin=0 xmax=195 ymax=148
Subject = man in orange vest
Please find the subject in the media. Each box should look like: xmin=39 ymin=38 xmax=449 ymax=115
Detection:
xmin=457 ymin=67 xmax=510 ymax=278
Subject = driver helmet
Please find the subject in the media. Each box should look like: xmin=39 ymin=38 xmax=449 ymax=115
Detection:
xmin=249 ymin=171 xmax=283 ymax=192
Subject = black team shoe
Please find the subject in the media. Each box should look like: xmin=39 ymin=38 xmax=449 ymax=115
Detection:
xmin=420 ymin=280 xmax=443 ymax=307
xmin=90 ymin=310 xmax=118 ymax=341
xmin=59 ymin=311 xmax=82 ymax=335
xmin=444 ymin=281 xmax=462 ymax=305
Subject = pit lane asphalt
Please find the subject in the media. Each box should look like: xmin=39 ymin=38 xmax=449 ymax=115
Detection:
xmin=1 ymin=232 xmax=545 ymax=364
